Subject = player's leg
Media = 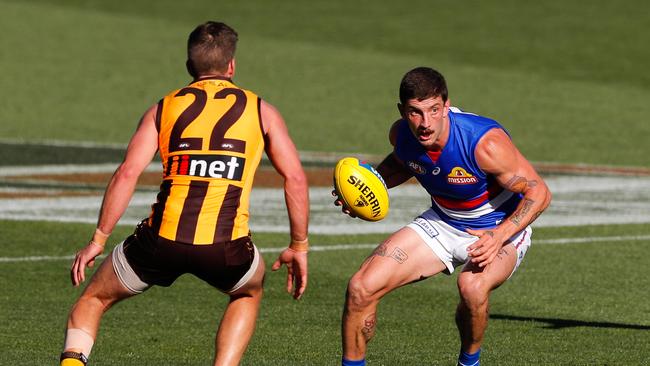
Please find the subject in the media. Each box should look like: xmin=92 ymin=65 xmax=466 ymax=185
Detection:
xmin=342 ymin=227 xmax=447 ymax=364
xmin=213 ymin=246 xmax=266 ymax=366
xmin=455 ymin=228 xmax=531 ymax=365
xmin=61 ymin=254 xmax=137 ymax=365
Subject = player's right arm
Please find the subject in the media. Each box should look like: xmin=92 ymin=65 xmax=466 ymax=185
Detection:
xmin=333 ymin=119 xmax=412 ymax=216
xmin=260 ymin=99 xmax=310 ymax=300
xmin=70 ymin=104 xmax=159 ymax=286
xmin=376 ymin=120 xmax=412 ymax=188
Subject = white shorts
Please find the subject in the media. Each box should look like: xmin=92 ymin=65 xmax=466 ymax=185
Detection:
xmin=406 ymin=208 xmax=532 ymax=275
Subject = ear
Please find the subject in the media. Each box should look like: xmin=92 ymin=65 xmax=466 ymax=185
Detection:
xmin=186 ymin=60 xmax=197 ymax=79
xmin=226 ymin=58 xmax=236 ymax=78
xmin=397 ymin=103 xmax=405 ymax=118
xmin=443 ymin=98 xmax=451 ymax=117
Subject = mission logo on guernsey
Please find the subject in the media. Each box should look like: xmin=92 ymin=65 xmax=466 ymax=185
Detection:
xmin=166 ymin=154 xmax=245 ymax=180
xmin=447 ymin=167 xmax=478 ymax=185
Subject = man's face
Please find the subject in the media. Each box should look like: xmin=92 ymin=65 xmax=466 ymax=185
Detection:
xmin=400 ymin=95 xmax=450 ymax=150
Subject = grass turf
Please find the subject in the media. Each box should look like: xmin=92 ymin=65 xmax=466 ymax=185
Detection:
xmin=0 ymin=0 xmax=649 ymax=166
xmin=1 ymin=220 xmax=649 ymax=364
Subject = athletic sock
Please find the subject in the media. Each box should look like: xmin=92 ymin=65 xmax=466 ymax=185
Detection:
xmin=457 ymin=348 xmax=480 ymax=366
xmin=60 ymin=351 xmax=88 ymax=366
xmin=342 ymin=357 xmax=366 ymax=366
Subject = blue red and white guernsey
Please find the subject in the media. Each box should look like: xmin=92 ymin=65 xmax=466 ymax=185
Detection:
xmin=394 ymin=107 xmax=522 ymax=231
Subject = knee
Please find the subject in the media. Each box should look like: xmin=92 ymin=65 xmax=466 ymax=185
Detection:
xmin=76 ymin=292 xmax=117 ymax=313
xmin=457 ymin=276 xmax=489 ymax=310
xmin=345 ymin=274 xmax=377 ymax=312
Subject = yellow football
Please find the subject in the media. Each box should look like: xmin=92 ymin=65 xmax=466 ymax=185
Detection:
xmin=333 ymin=157 xmax=389 ymax=221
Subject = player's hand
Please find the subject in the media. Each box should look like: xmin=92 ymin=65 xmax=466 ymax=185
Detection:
xmin=331 ymin=189 xmax=357 ymax=218
xmin=271 ymin=247 xmax=308 ymax=300
xmin=70 ymin=241 xmax=104 ymax=287
xmin=466 ymin=228 xmax=506 ymax=268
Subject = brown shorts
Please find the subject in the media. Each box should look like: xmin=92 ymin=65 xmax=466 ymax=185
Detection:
xmin=115 ymin=222 xmax=257 ymax=293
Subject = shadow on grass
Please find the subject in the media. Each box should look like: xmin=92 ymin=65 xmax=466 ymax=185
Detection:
xmin=490 ymin=314 xmax=650 ymax=330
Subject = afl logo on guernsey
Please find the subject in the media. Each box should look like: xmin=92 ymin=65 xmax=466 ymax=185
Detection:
xmin=447 ymin=167 xmax=478 ymax=185
xmin=407 ymin=161 xmax=427 ymax=175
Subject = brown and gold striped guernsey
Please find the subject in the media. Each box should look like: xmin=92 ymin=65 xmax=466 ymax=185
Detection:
xmin=148 ymin=77 xmax=264 ymax=245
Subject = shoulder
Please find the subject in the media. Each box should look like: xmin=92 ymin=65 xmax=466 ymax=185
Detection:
xmin=474 ymin=128 xmax=518 ymax=173
xmin=388 ymin=119 xmax=405 ymax=146
xmin=259 ymin=99 xmax=285 ymax=134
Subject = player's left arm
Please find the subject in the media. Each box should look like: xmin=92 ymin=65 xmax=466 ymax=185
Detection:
xmin=466 ymin=128 xmax=552 ymax=267
xmin=71 ymin=104 xmax=159 ymax=286
xmin=261 ymin=99 xmax=310 ymax=300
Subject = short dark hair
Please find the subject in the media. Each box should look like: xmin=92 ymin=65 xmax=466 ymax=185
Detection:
xmin=399 ymin=67 xmax=448 ymax=104
xmin=187 ymin=21 xmax=238 ymax=76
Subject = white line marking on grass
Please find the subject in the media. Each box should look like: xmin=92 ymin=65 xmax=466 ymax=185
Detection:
xmin=0 ymin=138 xmax=126 ymax=149
xmin=0 ymin=255 xmax=76 ymax=263
xmin=2 ymin=176 xmax=650 ymax=233
xmin=1 ymin=235 xmax=648 ymax=263
xmin=0 ymin=163 xmax=160 ymax=177
xmin=259 ymin=243 xmax=378 ymax=253
xmin=535 ymin=235 xmax=650 ymax=244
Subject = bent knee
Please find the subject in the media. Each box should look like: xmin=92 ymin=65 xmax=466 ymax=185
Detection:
xmin=457 ymin=276 xmax=489 ymax=308
xmin=76 ymin=293 xmax=118 ymax=312
xmin=346 ymin=274 xmax=380 ymax=311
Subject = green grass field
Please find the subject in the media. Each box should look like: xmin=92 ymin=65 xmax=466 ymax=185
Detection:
xmin=1 ymin=0 xmax=649 ymax=166
xmin=1 ymin=220 xmax=650 ymax=365
xmin=1 ymin=0 xmax=650 ymax=365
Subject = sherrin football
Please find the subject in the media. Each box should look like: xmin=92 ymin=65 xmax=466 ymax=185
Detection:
xmin=333 ymin=157 xmax=389 ymax=221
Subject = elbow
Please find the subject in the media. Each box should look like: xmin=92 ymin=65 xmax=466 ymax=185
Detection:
xmin=544 ymin=188 xmax=553 ymax=210
xmin=113 ymin=163 xmax=142 ymax=183
xmin=534 ymin=182 xmax=552 ymax=212
xmin=285 ymin=170 xmax=308 ymax=189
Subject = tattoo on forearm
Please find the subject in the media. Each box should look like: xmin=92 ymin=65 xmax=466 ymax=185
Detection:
xmin=510 ymin=198 xmax=535 ymax=226
xmin=505 ymin=175 xmax=538 ymax=192
xmin=485 ymin=231 xmax=495 ymax=238
xmin=361 ymin=313 xmax=377 ymax=341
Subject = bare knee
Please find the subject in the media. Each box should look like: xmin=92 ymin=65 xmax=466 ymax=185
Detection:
xmin=457 ymin=276 xmax=489 ymax=311
xmin=345 ymin=274 xmax=378 ymax=312
xmin=75 ymin=292 xmax=118 ymax=313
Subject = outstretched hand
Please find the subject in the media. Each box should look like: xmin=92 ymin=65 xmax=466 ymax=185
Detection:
xmin=466 ymin=228 xmax=507 ymax=268
xmin=272 ymin=247 xmax=308 ymax=299
xmin=70 ymin=241 xmax=104 ymax=287
xmin=331 ymin=190 xmax=357 ymax=218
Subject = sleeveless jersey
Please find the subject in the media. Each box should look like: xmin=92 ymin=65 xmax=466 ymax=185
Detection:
xmin=147 ymin=77 xmax=265 ymax=245
xmin=394 ymin=107 xmax=522 ymax=230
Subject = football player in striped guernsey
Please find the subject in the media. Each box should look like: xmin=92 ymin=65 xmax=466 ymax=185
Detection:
xmin=59 ymin=21 xmax=310 ymax=366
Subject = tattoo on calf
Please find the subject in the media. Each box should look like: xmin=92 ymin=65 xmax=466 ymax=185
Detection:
xmin=361 ymin=313 xmax=377 ymax=341
xmin=510 ymin=198 xmax=535 ymax=226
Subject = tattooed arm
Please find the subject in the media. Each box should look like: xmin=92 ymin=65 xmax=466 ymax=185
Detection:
xmin=466 ymin=128 xmax=552 ymax=267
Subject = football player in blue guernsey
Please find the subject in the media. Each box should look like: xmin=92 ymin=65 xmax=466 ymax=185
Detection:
xmin=336 ymin=67 xmax=552 ymax=366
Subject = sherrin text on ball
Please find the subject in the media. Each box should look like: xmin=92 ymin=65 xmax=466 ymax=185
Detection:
xmin=333 ymin=157 xmax=389 ymax=221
